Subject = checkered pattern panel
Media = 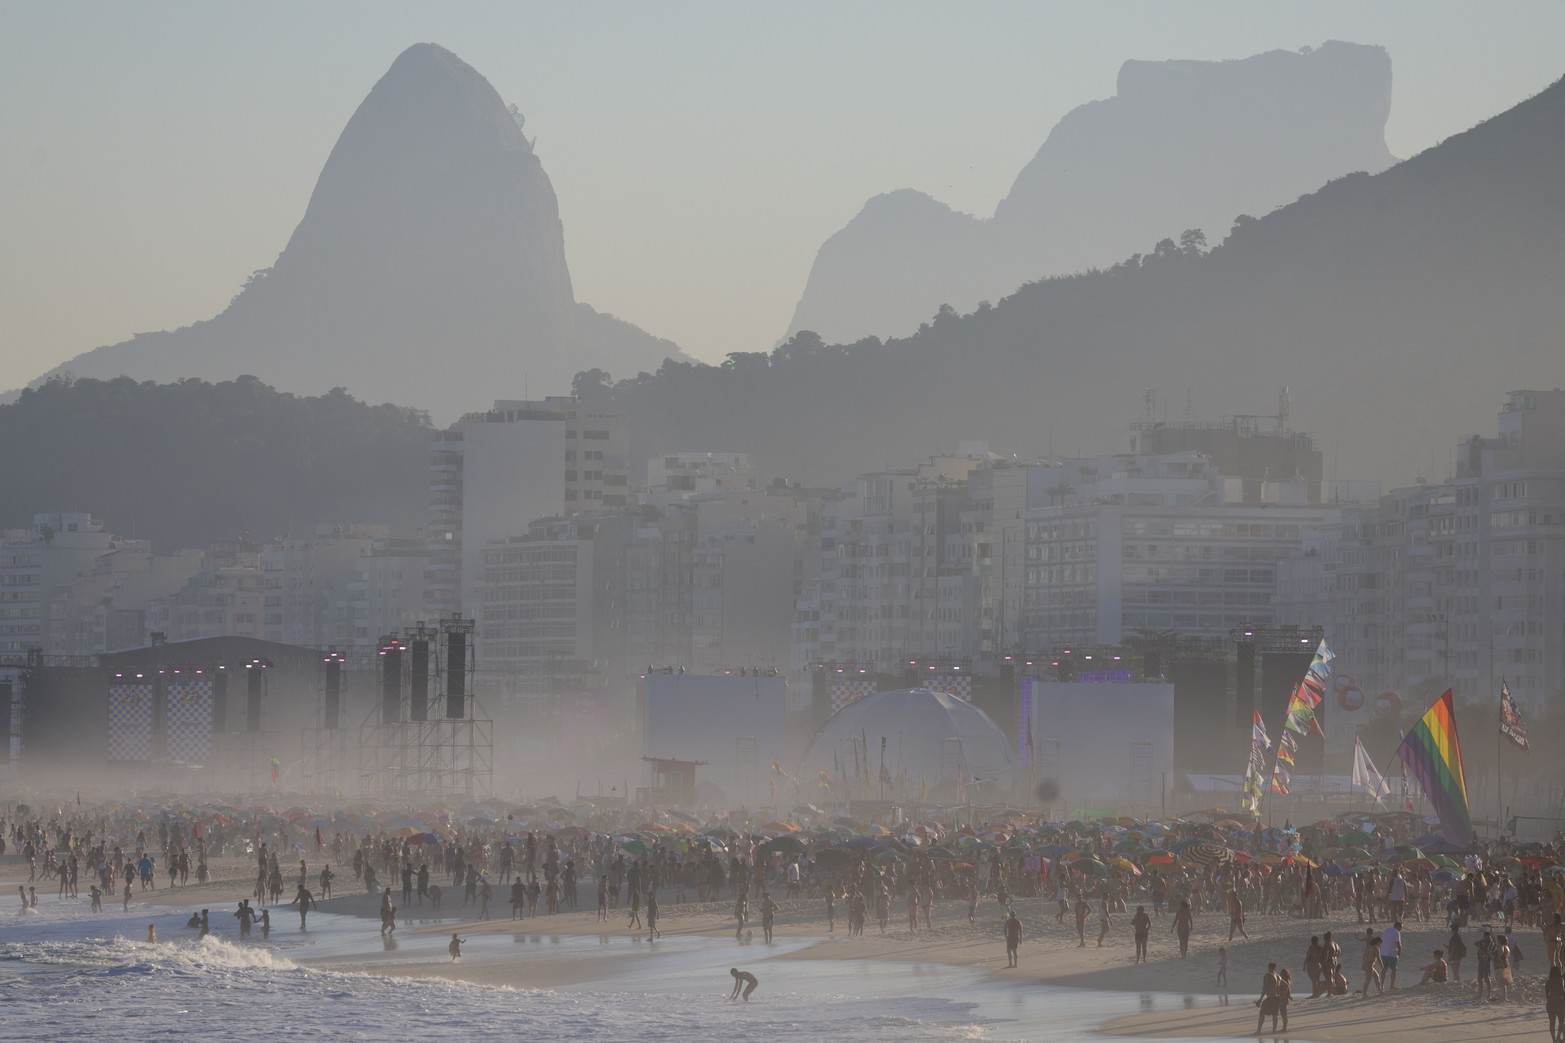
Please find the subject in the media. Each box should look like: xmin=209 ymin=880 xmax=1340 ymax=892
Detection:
xmin=925 ymin=675 xmax=972 ymax=701
xmin=107 ymin=684 xmax=154 ymax=761
xmin=165 ymin=679 xmax=213 ymax=764
xmin=829 ymin=678 xmax=878 ymax=714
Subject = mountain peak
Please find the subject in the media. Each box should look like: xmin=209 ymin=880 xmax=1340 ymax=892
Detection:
xmin=26 ymin=44 xmax=676 ymax=418
xmin=786 ymin=41 xmax=1396 ymax=345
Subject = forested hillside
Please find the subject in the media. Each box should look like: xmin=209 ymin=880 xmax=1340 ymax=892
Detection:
xmin=0 ymin=376 xmax=432 ymax=550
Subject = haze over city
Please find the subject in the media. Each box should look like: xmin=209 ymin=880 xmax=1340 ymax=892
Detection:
xmin=7 ymin=6 xmax=1565 ymax=1041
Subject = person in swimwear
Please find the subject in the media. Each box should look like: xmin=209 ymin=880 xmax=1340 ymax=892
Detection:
xmin=729 ymin=967 xmax=759 ymax=1002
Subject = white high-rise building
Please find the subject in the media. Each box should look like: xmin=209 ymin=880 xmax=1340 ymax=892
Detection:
xmin=1276 ymin=390 xmax=1565 ymax=715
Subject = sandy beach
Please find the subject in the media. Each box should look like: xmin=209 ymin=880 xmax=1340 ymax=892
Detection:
xmin=22 ymin=851 xmax=1552 ymax=1040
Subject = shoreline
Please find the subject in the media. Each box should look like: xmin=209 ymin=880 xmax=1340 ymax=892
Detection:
xmin=13 ymin=857 xmax=1555 ymax=1041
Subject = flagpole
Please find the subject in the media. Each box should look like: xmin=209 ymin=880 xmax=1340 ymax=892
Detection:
xmin=1496 ymin=676 xmax=1504 ymax=841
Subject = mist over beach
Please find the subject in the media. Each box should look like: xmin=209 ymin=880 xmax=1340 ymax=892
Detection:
xmin=5 ymin=4 xmax=1565 ymax=1041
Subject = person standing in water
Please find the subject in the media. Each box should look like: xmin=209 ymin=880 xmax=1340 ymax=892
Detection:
xmin=291 ymin=883 xmax=315 ymax=930
xmin=646 ymin=889 xmax=661 ymax=940
xmin=1004 ymin=911 xmax=1022 ymax=967
xmin=448 ymin=933 xmax=465 ymax=961
xmin=729 ymin=967 xmax=759 ymax=1001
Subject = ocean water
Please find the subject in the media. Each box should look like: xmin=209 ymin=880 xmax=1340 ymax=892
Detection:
xmin=0 ymin=893 xmax=1251 ymax=1042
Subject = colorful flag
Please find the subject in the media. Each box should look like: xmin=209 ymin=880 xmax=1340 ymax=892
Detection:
xmin=1351 ymin=735 xmax=1389 ymax=808
xmin=1269 ymin=640 xmax=1334 ymax=796
xmin=1500 ymin=681 xmax=1530 ymax=753
xmin=1242 ymin=710 xmax=1270 ymax=814
xmin=1394 ymin=689 xmax=1471 ymax=846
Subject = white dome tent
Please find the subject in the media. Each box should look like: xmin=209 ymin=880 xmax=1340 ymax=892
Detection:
xmin=796 ymin=688 xmax=1016 ymax=801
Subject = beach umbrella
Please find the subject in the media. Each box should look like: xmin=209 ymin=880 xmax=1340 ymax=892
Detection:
xmin=1180 ymin=841 xmax=1230 ymax=866
xmin=1432 ymin=870 xmax=1460 ymax=884
xmin=815 ymin=848 xmax=855 ymax=870
xmin=1430 ymin=854 xmax=1461 ymax=869
xmin=1335 ymin=847 xmax=1373 ymax=862
xmin=1322 ymin=864 xmax=1351 ymax=877
xmin=759 ymin=834 xmax=808 ymax=858
xmin=1341 ymin=830 xmax=1375 ymax=846
xmin=406 ymin=832 xmax=443 ymax=846
xmin=619 ymin=838 xmax=652 ymax=856
xmin=1038 ymin=844 xmax=1074 ymax=858
xmin=1145 ymin=853 xmax=1176 ymax=866
xmin=1394 ymin=846 xmax=1428 ymax=863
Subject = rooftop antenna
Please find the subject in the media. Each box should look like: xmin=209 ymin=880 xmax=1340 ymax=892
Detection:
xmin=1278 ymin=386 xmax=1290 ymax=432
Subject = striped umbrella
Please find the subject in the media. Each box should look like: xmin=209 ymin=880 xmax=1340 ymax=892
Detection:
xmin=1180 ymin=841 xmax=1231 ymax=866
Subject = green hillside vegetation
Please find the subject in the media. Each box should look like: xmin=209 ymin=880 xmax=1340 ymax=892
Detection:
xmin=0 ymin=376 xmax=433 ymax=551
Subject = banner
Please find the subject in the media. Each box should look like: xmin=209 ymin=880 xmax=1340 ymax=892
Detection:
xmin=1499 ymin=681 xmax=1530 ymax=753
xmin=107 ymin=683 xmax=155 ymax=761
xmin=1269 ymin=640 xmax=1334 ymax=796
xmin=1351 ymin=735 xmax=1389 ymax=808
xmin=1394 ymin=689 xmax=1472 ymax=845
xmin=1241 ymin=710 xmax=1270 ymax=814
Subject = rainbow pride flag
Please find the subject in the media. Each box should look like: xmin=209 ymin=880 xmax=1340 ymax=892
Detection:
xmin=1394 ymin=689 xmax=1471 ymax=846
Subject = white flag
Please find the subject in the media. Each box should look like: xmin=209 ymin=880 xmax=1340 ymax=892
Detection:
xmin=1351 ymin=736 xmax=1389 ymax=808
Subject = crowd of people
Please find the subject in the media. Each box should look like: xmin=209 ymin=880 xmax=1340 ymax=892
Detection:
xmin=9 ymin=799 xmax=1565 ymax=1033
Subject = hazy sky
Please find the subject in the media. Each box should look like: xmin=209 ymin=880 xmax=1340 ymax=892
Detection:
xmin=3 ymin=1 xmax=1563 ymax=392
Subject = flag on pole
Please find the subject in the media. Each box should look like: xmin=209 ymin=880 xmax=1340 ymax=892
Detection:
xmin=1394 ymin=689 xmax=1472 ymax=845
xmin=1351 ymin=735 xmax=1390 ymax=808
xmin=1500 ymin=681 xmax=1530 ymax=753
xmin=1242 ymin=710 xmax=1270 ymax=814
xmin=1269 ymin=640 xmax=1334 ymax=796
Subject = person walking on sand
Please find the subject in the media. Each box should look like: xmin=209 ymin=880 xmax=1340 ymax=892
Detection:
xmin=647 ymin=889 xmax=660 ymax=939
xmin=1495 ymin=932 xmax=1514 ymax=1001
xmin=1380 ymin=920 xmax=1403 ymax=990
xmin=1227 ymin=888 xmax=1248 ymax=941
xmin=1545 ymin=964 xmax=1565 ymax=1041
xmin=1476 ymin=926 xmax=1495 ymax=1002
xmin=1173 ymin=899 xmax=1193 ymax=958
xmin=1005 ymin=910 xmax=1022 ymax=967
xmin=1277 ymin=968 xmax=1293 ymax=1032
xmin=1131 ymin=905 xmax=1152 ymax=964
xmin=760 ymin=892 xmax=777 ymax=944
xmin=1447 ymin=926 xmax=1466 ymax=982
xmin=1359 ymin=929 xmax=1384 ymax=997
xmin=729 ymin=967 xmax=759 ymax=1001
xmin=1255 ymin=961 xmax=1282 ymax=1035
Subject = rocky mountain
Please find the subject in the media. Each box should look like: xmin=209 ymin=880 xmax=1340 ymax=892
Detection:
xmin=613 ymin=69 xmax=1565 ymax=491
xmin=26 ymin=43 xmax=679 ymax=418
xmin=785 ymin=41 xmax=1397 ymax=345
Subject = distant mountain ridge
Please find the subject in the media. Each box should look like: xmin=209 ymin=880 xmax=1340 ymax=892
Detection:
xmin=24 ymin=43 xmax=680 ymax=419
xmin=612 ymin=69 xmax=1565 ymax=492
xmin=785 ymin=41 xmax=1396 ymax=345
